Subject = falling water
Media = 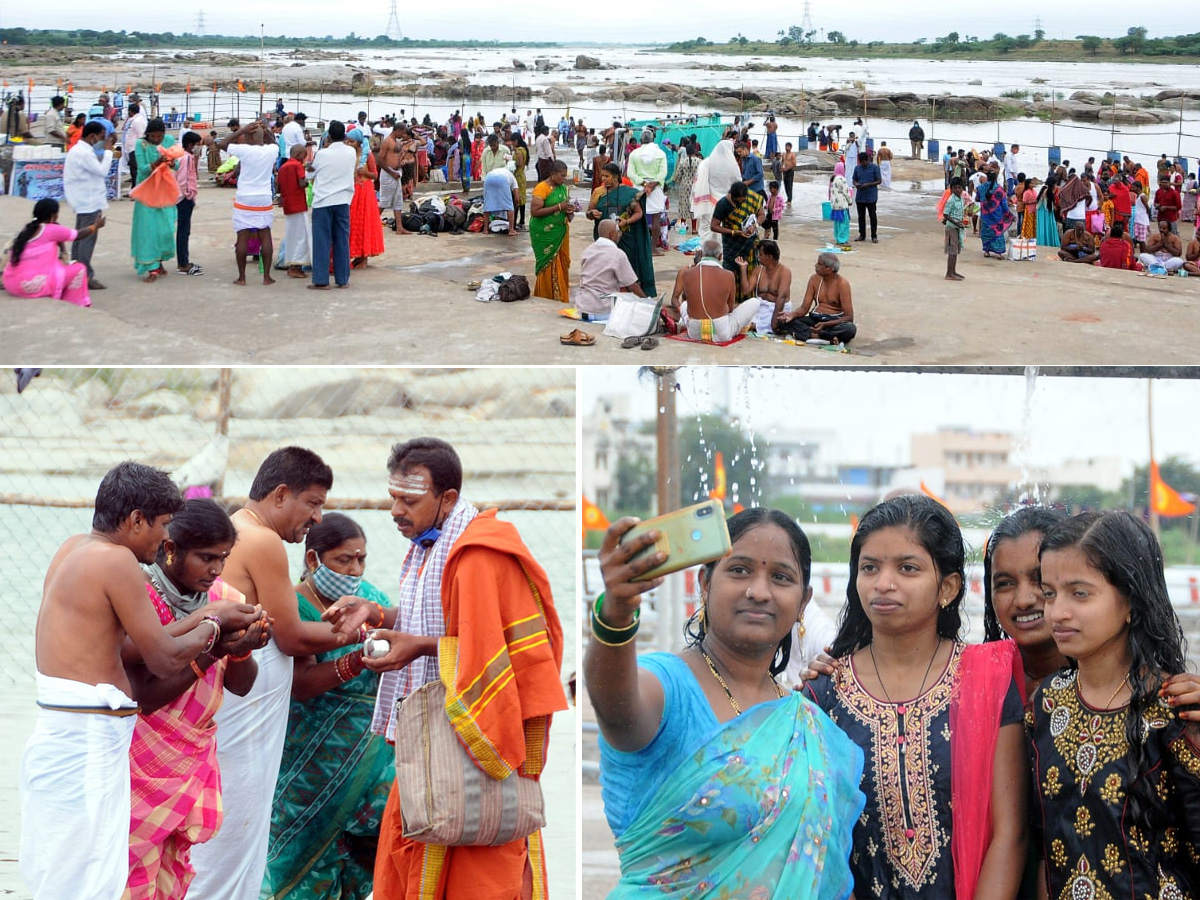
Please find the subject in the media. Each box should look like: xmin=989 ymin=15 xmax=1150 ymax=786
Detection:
xmin=1013 ymin=365 xmax=1044 ymax=507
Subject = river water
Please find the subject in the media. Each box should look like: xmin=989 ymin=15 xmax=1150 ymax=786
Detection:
xmin=149 ymin=45 xmax=1200 ymax=171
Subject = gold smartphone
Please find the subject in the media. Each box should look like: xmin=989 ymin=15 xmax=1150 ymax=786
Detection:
xmin=621 ymin=500 xmax=733 ymax=582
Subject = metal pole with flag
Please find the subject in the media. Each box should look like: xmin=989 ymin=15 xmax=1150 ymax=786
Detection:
xmin=581 ymin=495 xmax=609 ymax=546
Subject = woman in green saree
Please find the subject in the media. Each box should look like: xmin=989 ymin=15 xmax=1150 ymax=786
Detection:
xmin=130 ymin=118 xmax=178 ymax=282
xmin=262 ymin=513 xmax=394 ymax=900
xmin=530 ymin=160 xmax=574 ymax=301
xmin=586 ymin=161 xmax=656 ymax=297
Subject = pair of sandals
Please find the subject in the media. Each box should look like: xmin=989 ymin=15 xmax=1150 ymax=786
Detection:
xmin=560 ymin=328 xmax=595 ymax=346
xmin=621 ymin=335 xmax=659 ymax=350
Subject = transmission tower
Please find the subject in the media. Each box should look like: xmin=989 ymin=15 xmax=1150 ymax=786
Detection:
xmin=1034 ymin=15 xmax=1043 ymax=34
xmin=195 ymin=10 xmax=205 ymax=35
xmin=384 ymin=0 xmax=402 ymax=40
xmin=800 ymin=0 xmax=815 ymax=35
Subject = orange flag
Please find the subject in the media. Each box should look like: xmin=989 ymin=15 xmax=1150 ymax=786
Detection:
xmin=732 ymin=502 xmax=745 ymax=514
xmin=919 ymin=480 xmax=951 ymax=510
xmin=582 ymin=495 xmax=609 ymax=532
xmin=709 ymin=451 xmax=727 ymax=502
xmin=1150 ymin=460 xmax=1196 ymax=517
xmin=236 ymin=79 xmax=246 ymax=93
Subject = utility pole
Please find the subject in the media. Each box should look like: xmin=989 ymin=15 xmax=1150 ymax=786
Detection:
xmin=653 ymin=367 xmax=681 ymax=652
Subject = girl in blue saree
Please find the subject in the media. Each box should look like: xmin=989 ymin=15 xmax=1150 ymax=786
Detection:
xmin=976 ymin=169 xmax=1015 ymax=258
xmin=584 ymin=508 xmax=864 ymax=899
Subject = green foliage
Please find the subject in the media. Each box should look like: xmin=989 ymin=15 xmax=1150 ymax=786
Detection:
xmin=827 ymin=30 xmax=846 ymax=44
xmin=678 ymin=414 xmax=767 ymax=509
xmin=1078 ymin=35 xmax=1104 ymax=54
xmin=614 ymin=452 xmax=656 ymax=519
xmin=0 ymin=28 xmax=555 ymax=49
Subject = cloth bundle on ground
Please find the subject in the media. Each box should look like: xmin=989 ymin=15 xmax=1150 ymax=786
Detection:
xmin=496 ymin=274 xmax=530 ymax=302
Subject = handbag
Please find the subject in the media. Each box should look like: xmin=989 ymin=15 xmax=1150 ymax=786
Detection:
xmin=392 ymin=563 xmax=552 ymax=847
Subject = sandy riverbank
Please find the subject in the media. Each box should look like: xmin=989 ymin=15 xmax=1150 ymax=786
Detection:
xmin=2 ymin=153 xmax=1197 ymax=365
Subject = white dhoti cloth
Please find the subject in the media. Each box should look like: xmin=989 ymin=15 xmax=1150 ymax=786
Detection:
xmin=284 ymin=211 xmax=312 ymax=265
xmin=20 ymin=673 xmax=138 ymax=900
xmin=880 ymin=160 xmax=893 ymax=190
xmin=685 ymin=298 xmax=759 ymax=343
xmin=187 ymin=639 xmax=293 ymax=900
xmin=644 ymin=185 xmax=667 ymax=216
xmin=378 ymin=170 xmax=403 ymax=209
xmin=232 ymin=195 xmax=274 ymax=232
xmin=754 ymin=298 xmax=792 ymax=334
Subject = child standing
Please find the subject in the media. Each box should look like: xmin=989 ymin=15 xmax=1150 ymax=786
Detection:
xmin=175 ymin=131 xmax=204 ymax=275
xmin=278 ymin=144 xmax=311 ymax=279
xmin=765 ymin=180 xmax=784 ymax=240
xmin=1029 ymin=511 xmax=1200 ymax=900
xmin=943 ymin=177 xmax=968 ymax=281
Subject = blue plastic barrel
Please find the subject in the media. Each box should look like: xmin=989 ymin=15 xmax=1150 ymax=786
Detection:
xmin=993 ymin=141 xmax=1005 ymax=158
xmin=798 ymin=136 xmax=809 ymax=150
xmin=927 ymin=139 xmax=940 ymax=162
xmin=1048 ymin=146 xmax=1062 ymax=166
xmin=1177 ymin=157 xmax=1189 ymax=174
xmin=865 ymin=137 xmax=874 ymax=152
xmin=1106 ymin=150 xmax=1121 ymax=164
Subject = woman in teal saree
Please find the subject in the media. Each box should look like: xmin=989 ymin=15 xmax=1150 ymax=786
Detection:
xmin=262 ymin=514 xmax=394 ymax=900
xmin=584 ymin=507 xmax=864 ymax=899
xmin=587 ymin=161 xmax=656 ymax=297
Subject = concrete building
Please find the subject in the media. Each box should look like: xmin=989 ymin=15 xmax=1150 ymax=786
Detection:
xmin=910 ymin=428 xmax=1023 ymax=513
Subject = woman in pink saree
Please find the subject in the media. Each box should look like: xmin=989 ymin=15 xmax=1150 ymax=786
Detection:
xmin=3 ymin=198 xmax=102 ymax=307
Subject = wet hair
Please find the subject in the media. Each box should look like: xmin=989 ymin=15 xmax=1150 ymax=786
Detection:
xmin=327 ymin=119 xmax=345 ymax=142
xmin=1038 ymin=510 xmax=1188 ymax=830
xmin=602 ymin=161 xmax=622 ymax=179
xmin=93 ymin=461 xmax=185 ymax=533
xmin=768 ymin=180 xmax=780 ymax=191
xmin=684 ymin=507 xmax=812 ymax=677
xmin=1110 ymin=221 xmax=1125 ymax=239
xmin=303 ymin=512 xmax=366 ymax=573
xmin=830 ymin=495 xmax=966 ymax=657
xmin=387 ymin=437 xmax=462 ymax=494
xmin=181 ymin=131 xmax=202 ymax=150
xmin=949 ymin=177 xmax=964 ymax=189
xmin=248 ymin=447 xmax=333 ymax=501
xmin=759 ymin=239 xmax=780 ymax=261
xmin=145 ymin=118 xmax=165 ymax=136
xmin=11 ymin=198 xmax=59 ymax=265
xmin=82 ymin=120 xmax=105 ymax=140
xmin=729 ymin=181 xmax=748 ymax=200
xmin=982 ymin=506 xmax=1065 ymax=641
xmin=551 ymin=160 xmax=568 ymax=174
xmin=163 ymin=498 xmax=237 ymax=554
xmin=128 ymin=103 xmax=140 ymax=116
xmin=817 ymin=251 xmax=840 ymax=273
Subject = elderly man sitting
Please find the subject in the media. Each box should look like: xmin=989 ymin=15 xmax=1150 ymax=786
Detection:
xmin=774 ymin=251 xmax=857 ymax=346
xmin=668 ymin=238 xmax=758 ymax=342
xmin=572 ymin=219 xmax=646 ymax=317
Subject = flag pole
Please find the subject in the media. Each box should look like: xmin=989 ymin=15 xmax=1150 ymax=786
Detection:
xmin=1148 ymin=379 xmax=1159 ymax=537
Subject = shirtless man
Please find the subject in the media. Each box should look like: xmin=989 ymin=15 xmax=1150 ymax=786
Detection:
xmin=1138 ymin=219 xmax=1186 ymax=272
xmin=669 ymin=238 xmax=758 ymax=343
xmin=781 ymin=142 xmax=797 ymax=204
xmin=1058 ymin=222 xmax=1099 ymax=264
xmin=1184 ymin=233 xmax=1200 ymax=275
xmin=774 ymin=252 xmax=857 ymax=346
xmin=188 ymin=447 xmax=350 ymax=900
xmin=20 ymin=461 xmax=259 ymax=900
xmin=736 ymin=239 xmax=792 ymax=332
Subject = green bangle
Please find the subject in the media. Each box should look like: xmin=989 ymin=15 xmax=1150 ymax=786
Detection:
xmin=593 ymin=593 xmax=639 ymax=631
xmin=590 ymin=606 xmax=639 ymax=647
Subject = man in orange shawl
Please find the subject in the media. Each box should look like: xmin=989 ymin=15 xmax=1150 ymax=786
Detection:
xmin=323 ymin=437 xmax=568 ymax=900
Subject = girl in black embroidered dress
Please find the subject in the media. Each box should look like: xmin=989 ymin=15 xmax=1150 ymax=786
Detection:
xmin=1027 ymin=511 xmax=1200 ymax=900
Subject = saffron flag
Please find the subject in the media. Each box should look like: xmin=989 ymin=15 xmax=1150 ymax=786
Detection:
xmin=919 ymin=480 xmax=951 ymax=510
xmin=1150 ymin=460 xmax=1196 ymax=517
xmin=582 ymin=495 xmax=609 ymax=532
xmin=236 ymin=79 xmax=246 ymax=93
xmin=733 ymin=503 xmax=745 ymax=514
xmin=709 ymin=451 xmax=727 ymax=502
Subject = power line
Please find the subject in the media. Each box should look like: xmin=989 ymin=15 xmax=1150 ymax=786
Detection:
xmin=800 ymin=0 xmax=815 ymax=35
xmin=195 ymin=10 xmax=206 ymax=35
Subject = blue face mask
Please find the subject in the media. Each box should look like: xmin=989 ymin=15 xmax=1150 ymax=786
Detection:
xmin=413 ymin=526 xmax=442 ymax=549
xmin=310 ymin=563 xmax=362 ymax=601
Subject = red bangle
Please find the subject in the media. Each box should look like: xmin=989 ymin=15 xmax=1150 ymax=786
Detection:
xmin=190 ymin=660 xmax=206 ymax=679
xmin=227 ymin=651 xmax=252 ymax=663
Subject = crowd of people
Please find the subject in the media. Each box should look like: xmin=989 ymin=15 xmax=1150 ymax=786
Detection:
xmin=19 ymin=441 xmax=568 ymax=900
xmin=587 ymin=496 xmax=1200 ymax=898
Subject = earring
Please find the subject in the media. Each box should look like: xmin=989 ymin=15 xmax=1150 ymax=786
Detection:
xmin=698 ymin=597 xmax=708 ymax=633
xmin=166 ymin=552 xmax=174 ymax=567
xmin=798 ymin=619 xmax=806 ymax=639
xmin=939 ymin=598 xmax=951 ymax=609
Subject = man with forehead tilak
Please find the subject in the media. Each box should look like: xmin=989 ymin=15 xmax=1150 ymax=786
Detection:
xmin=322 ymin=437 xmax=568 ymax=900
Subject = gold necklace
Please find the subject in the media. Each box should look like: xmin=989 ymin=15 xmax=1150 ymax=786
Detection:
xmin=242 ymin=507 xmax=265 ymax=527
xmin=700 ymin=648 xmax=785 ymax=716
xmin=1099 ymin=673 xmax=1130 ymax=709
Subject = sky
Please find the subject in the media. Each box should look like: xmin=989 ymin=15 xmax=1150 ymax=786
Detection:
xmin=1 ymin=3 xmax=1170 ymax=44
xmin=577 ymin=367 xmax=1200 ymax=473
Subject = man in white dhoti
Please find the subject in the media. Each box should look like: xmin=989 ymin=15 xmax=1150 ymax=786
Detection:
xmin=188 ymin=447 xmax=351 ymax=900
xmin=20 ymin=461 xmax=255 ymax=900
xmin=877 ymin=141 xmax=894 ymax=190
xmin=628 ymin=128 xmax=670 ymax=255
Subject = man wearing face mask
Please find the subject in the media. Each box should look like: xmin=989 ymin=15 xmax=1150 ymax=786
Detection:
xmin=189 ymin=447 xmax=352 ymax=900
xmin=321 ymin=437 xmax=569 ymax=900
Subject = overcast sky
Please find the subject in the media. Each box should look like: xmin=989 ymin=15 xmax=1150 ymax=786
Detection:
xmin=578 ymin=368 xmax=1200 ymax=472
xmin=2 ymin=3 xmax=1169 ymax=44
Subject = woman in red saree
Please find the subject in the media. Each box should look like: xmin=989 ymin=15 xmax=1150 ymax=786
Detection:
xmin=347 ymin=130 xmax=385 ymax=269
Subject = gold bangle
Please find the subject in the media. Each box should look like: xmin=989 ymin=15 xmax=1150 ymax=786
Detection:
xmin=590 ymin=607 xmax=639 ymax=647
xmin=190 ymin=660 xmax=206 ymax=679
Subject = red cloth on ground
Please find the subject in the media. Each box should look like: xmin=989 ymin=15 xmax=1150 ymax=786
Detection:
xmin=664 ymin=332 xmax=747 ymax=347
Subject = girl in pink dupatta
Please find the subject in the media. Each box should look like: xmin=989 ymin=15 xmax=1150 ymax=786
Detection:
xmin=804 ymin=495 xmax=1028 ymax=899
xmin=3 ymin=198 xmax=99 ymax=307
xmin=123 ymin=499 xmax=270 ymax=900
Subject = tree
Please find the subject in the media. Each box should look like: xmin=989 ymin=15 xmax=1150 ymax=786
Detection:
xmin=937 ymin=31 xmax=960 ymax=44
xmin=1078 ymin=35 xmax=1103 ymax=55
xmin=678 ymin=414 xmax=769 ymax=509
xmin=1119 ymin=456 xmax=1200 ymax=529
xmin=827 ymin=30 xmax=846 ymax=44
xmin=613 ymin=450 xmax=657 ymax=518
xmin=1034 ymin=28 xmax=1045 ymax=42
